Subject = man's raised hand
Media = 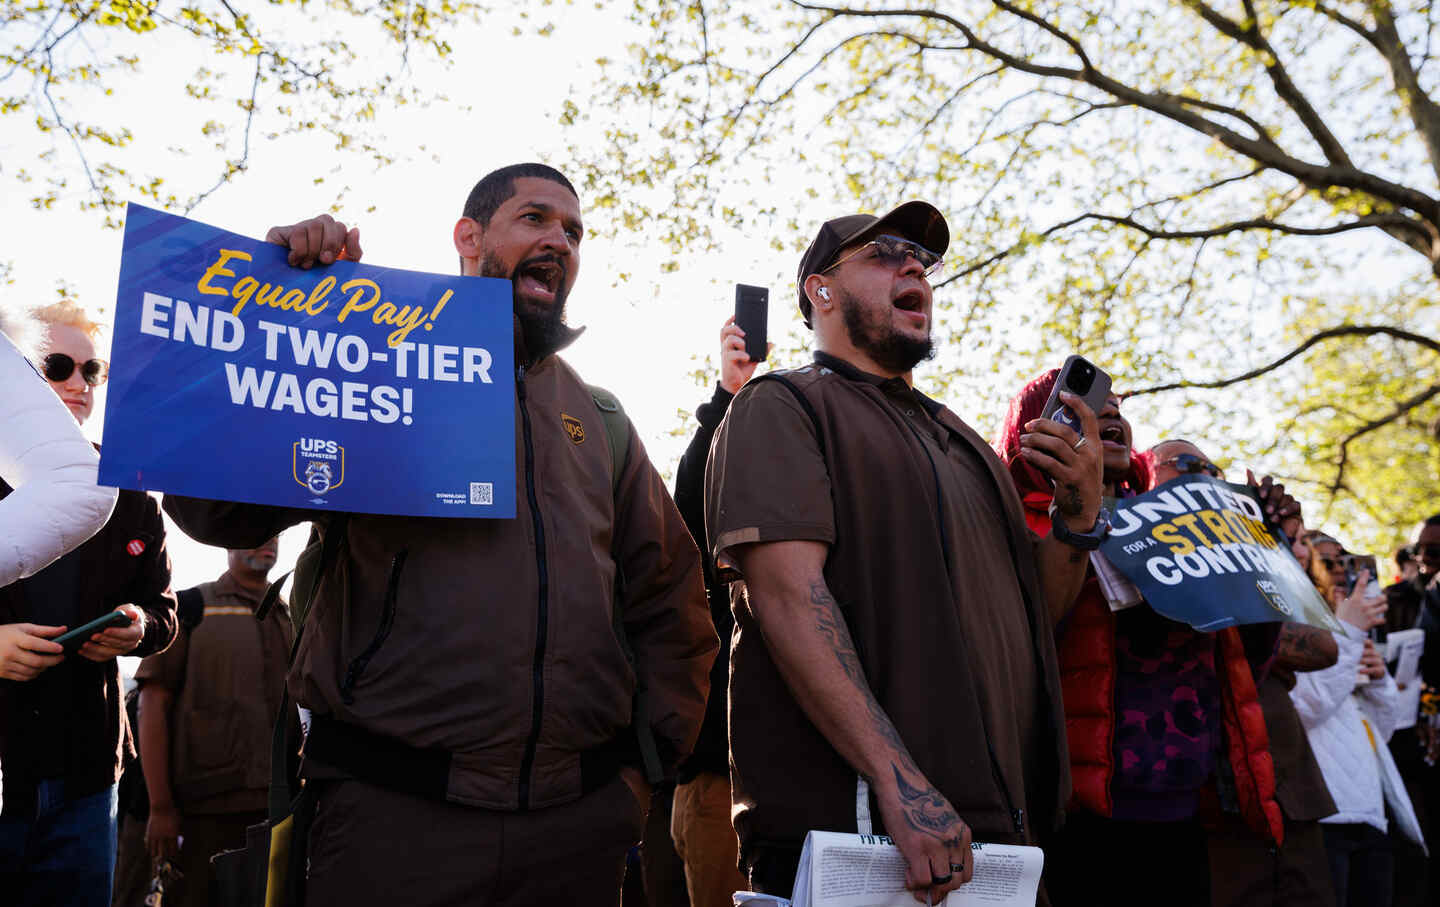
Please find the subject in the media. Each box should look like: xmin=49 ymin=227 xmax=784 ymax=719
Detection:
xmin=1246 ymin=469 xmax=1302 ymax=536
xmin=720 ymin=316 xmax=765 ymax=395
xmin=266 ymin=213 xmax=363 ymax=269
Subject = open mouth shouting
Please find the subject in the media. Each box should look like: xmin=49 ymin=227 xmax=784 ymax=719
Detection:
xmin=891 ymin=287 xmax=928 ymax=328
xmin=1099 ymin=422 xmax=1128 ymax=453
xmin=514 ymin=256 xmax=567 ymax=306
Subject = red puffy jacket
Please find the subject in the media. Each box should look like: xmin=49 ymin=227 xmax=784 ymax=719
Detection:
xmin=998 ymin=371 xmax=1282 ymax=844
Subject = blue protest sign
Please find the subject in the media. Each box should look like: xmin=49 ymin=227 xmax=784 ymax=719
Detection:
xmin=99 ymin=203 xmax=517 ymax=518
xmin=1099 ymin=475 xmax=1340 ymax=632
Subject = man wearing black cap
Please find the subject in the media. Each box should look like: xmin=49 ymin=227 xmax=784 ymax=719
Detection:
xmin=705 ymin=202 xmax=1103 ymax=901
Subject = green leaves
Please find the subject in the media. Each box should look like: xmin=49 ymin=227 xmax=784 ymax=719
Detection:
xmin=2 ymin=0 xmax=484 ymax=217
xmin=562 ymin=0 xmax=1440 ymax=552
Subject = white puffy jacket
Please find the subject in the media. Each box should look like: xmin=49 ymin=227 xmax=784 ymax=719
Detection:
xmin=1291 ymin=621 xmax=1426 ymax=851
xmin=0 ymin=330 xmax=118 ymax=587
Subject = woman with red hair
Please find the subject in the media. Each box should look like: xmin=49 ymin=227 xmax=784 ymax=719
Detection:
xmin=997 ymin=371 xmax=1283 ymax=907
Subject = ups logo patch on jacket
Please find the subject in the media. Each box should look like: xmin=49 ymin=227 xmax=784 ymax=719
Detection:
xmin=561 ymin=413 xmax=585 ymax=445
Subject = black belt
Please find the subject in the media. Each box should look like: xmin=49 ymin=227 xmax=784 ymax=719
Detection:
xmin=305 ymin=717 xmax=632 ymax=805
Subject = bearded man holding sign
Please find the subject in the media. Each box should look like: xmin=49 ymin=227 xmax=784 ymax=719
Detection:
xmin=165 ymin=164 xmax=715 ymax=906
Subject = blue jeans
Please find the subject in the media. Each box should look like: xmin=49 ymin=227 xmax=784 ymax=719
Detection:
xmin=0 ymin=779 xmax=119 ymax=907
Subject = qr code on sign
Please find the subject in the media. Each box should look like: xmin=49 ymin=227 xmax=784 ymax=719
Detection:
xmin=470 ymin=482 xmax=493 ymax=505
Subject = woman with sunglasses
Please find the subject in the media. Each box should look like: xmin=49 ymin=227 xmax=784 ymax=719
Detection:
xmin=0 ymin=301 xmax=178 ymax=907
xmin=0 ymin=305 xmax=117 ymax=586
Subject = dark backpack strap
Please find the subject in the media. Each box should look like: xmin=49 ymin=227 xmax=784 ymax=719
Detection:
xmin=587 ymin=386 xmax=664 ymax=785
xmin=176 ymin=586 xmax=206 ymax=631
xmin=255 ymin=571 xmax=289 ymax=622
xmin=588 ymin=385 xmax=631 ymax=497
xmin=751 ymin=373 xmax=825 ymax=447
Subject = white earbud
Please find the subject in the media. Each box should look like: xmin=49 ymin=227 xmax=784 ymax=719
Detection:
xmin=818 ymin=287 xmax=830 ymax=300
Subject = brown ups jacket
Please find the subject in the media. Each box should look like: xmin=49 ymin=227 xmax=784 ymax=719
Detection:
xmin=706 ymin=352 xmax=1070 ymax=870
xmin=165 ymin=353 xmax=715 ymax=812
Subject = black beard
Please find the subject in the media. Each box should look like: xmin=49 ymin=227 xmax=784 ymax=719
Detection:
xmin=837 ymin=285 xmax=935 ymax=373
xmin=481 ymin=250 xmax=571 ymax=361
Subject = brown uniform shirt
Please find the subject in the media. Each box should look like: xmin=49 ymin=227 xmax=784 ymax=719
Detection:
xmin=706 ymin=353 xmax=1069 ymax=866
xmin=135 ymin=572 xmax=293 ymax=814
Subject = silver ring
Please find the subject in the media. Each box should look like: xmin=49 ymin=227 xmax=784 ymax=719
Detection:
xmin=1073 ymin=436 xmax=1088 ymax=451
xmin=949 ymin=862 xmax=964 ymax=872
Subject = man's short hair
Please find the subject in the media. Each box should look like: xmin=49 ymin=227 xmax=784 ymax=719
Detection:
xmin=461 ymin=163 xmax=578 ymax=226
xmin=1396 ymin=546 xmax=1414 ymax=567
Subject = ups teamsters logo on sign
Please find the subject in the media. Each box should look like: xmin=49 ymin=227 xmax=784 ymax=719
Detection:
xmin=561 ymin=413 xmax=585 ymax=445
xmin=293 ymin=437 xmax=346 ymax=496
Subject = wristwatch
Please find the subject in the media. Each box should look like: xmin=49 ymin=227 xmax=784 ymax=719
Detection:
xmin=1051 ymin=507 xmax=1111 ymax=551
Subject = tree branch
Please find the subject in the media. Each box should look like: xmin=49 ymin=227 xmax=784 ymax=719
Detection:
xmin=184 ymin=52 xmax=262 ymax=213
xmin=1330 ymin=382 xmax=1440 ymax=495
xmin=1192 ymin=0 xmax=1354 ymax=166
xmin=786 ymin=1 xmax=1440 ymax=222
xmin=938 ymin=209 xmax=1426 ymax=286
xmin=1126 ymin=325 xmax=1440 ymax=397
xmin=1368 ymin=2 xmax=1440 ymax=187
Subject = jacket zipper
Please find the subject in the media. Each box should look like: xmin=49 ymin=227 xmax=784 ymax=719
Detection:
xmin=516 ymin=365 xmax=550 ymax=810
xmin=340 ymin=548 xmax=407 ymax=705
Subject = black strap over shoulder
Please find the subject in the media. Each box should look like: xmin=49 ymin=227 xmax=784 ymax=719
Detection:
xmin=587 ymin=385 xmax=664 ymax=786
xmin=750 ymin=372 xmax=825 ymax=449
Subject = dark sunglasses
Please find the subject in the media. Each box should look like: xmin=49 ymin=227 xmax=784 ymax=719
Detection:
xmin=42 ymin=353 xmax=109 ymax=387
xmin=1161 ymin=452 xmax=1223 ymax=478
xmin=1321 ymin=557 xmax=1343 ymax=570
xmin=1416 ymin=544 xmax=1440 ymax=559
xmin=822 ymin=234 xmax=944 ymax=278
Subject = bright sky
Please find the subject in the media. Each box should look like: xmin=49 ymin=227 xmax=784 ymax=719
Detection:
xmin=1 ymin=5 xmax=809 ymax=605
xmin=0 ymin=1 xmax=1421 ymax=638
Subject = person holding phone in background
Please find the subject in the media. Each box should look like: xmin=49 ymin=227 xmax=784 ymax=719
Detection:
xmin=669 ymin=313 xmax=768 ymax=907
xmin=0 ymin=301 xmax=178 ymax=907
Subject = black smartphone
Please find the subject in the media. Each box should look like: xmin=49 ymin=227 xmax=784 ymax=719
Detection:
xmin=53 ymin=611 xmax=132 ymax=654
xmin=734 ymin=284 xmax=769 ymax=363
xmin=1041 ymin=355 xmax=1112 ymax=435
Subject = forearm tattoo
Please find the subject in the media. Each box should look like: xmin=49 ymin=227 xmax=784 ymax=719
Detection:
xmin=810 ymin=581 xmax=912 ymax=757
xmin=1275 ymin=623 xmax=1339 ymax=671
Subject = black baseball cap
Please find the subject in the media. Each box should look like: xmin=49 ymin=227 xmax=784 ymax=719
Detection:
xmin=796 ymin=201 xmax=949 ymax=328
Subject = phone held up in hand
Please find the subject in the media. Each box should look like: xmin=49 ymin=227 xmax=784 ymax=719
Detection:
xmin=1344 ymin=554 xmax=1384 ymax=600
xmin=1040 ymin=355 xmax=1112 ymax=436
xmin=734 ymin=284 xmax=769 ymax=363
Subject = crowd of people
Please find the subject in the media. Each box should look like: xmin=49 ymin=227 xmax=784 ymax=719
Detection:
xmin=0 ymin=161 xmax=1436 ymax=907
